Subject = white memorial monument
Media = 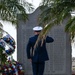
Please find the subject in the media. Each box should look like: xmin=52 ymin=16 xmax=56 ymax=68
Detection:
xmin=17 ymin=8 xmax=72 ymax=75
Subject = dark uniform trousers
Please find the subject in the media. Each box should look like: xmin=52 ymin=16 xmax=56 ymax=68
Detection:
xmin=32 ymin=62 xmax=45 ymax=75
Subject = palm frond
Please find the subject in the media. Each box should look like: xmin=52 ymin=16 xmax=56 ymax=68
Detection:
xmin=0 ymin=0 xmax=34 ymax=25
xmin=33 ymin=0 xmax=75 ymax=45
xmin=34 ymin=19 xmax=56 ymax=49
xmin=65 ymin=17 xmax=75 ymax=31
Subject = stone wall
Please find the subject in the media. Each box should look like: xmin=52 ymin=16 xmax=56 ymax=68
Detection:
xmin=17 ymin=8 xmax=72 ymax=75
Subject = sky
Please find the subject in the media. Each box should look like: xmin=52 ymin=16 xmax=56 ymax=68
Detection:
xmin=26 ymin=0 xmax=42 ymax=9
xmin=0 ymin=0 xmax=75 ymax=61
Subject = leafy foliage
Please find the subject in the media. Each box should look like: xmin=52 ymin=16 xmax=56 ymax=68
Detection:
xmin=39 ymin=0 xmax=75 ymax=40
xmin=0 ymin=0 xmax=33 ymax=24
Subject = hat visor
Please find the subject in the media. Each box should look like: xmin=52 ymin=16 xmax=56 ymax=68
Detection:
xmin=34 ymin=30 xmax=41 ymax=32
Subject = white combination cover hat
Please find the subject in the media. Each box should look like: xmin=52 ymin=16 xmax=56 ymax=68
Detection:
xmin=33 ymin=26 xmax=43 ymax=31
